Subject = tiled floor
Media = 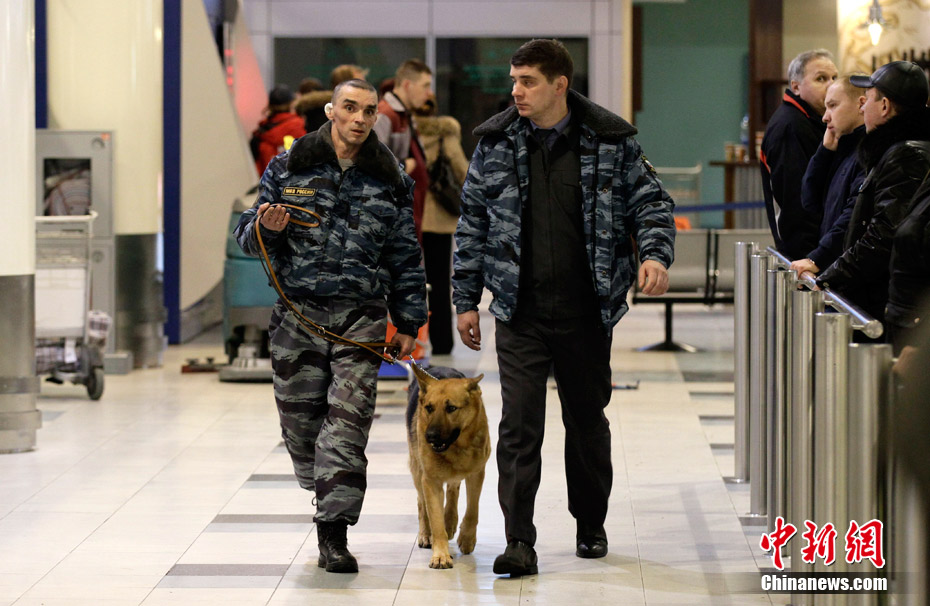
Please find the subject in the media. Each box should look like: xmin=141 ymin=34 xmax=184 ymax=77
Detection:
xmin=0 ymin=303 xmax=788 ymax=605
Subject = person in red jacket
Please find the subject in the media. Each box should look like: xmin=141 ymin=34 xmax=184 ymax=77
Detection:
xmin=251 ymin=85 xmax=306 ymax=175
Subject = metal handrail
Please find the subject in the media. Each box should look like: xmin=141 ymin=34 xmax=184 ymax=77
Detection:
xmin=765 ymin=247 xmax=883 ymax=339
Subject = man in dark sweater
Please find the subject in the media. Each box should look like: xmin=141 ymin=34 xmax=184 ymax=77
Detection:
xmin=760 ymin=49 xmax=838 ymax=260
xmin=791 ymin=76 xmax=866 ymax=278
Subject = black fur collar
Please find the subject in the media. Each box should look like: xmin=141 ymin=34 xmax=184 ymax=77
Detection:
xmin=473 ymin=90 xmax=637 ymax=141
xmin=858 ymin=108 xmax=930 ymax=170
xmin=286 ymin=122 xmax=406 ymax=190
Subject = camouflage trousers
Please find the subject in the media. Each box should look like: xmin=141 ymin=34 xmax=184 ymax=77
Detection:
xmin=268 ymin=296 xmax=387 ymax=525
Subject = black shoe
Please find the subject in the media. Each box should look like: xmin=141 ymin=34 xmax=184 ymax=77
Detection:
xmin=576 ymin=536 xmax=608 ymax=558
xmin=576 ymin=525 xmax=608 ymax=559
xmin=493 ymin=540 xmax=538 ymax=576
xmin=317 ymin=521 xmax=359 ymax=573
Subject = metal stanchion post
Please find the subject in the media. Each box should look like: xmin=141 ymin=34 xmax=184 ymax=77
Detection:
xmin=887 ymin=353 xmax=926 ymax=605
xmin=788 ymin=289 xmax=823 ymax=605
xmin=846 ymin=344 xmax=891 ymax=606
xmin=745 ymin=253 xmax=772 ymax=523
xmin=892 ymin=480 xmax=927 ymax=605
xmin=813 ymin=312 xmax=851 ymax=606
xmin=731 ymin=241 xmax=753 ymax=484
xmin=766 ymin=269 xmax=793 ymax=538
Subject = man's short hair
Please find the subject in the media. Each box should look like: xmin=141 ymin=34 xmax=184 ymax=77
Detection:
xmin=787 ymin=49 xmax=834 ymax=83
xmin=510 ymin=39 xmax=574 ymax=87
xmin=330 ymin=64 xmax=367 ymax=89
xmin=332 ymin=79 xmax=378 ymax=104
xmin=395 ymin=59 xmax=432 ymax=84
xmin=833 ymin=74 xmax=866 ymax=99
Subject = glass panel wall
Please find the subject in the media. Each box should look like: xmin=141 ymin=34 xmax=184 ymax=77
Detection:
xmin=273 ymin=37 xmax=426 ymax=92
xmin=272 ymin=36 xmax=588 ymax=156
xmin=436 ymin=37 xmax=588 ymax=156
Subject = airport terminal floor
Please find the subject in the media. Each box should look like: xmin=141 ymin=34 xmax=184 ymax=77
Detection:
xmin=1 ymin=303 xmax=790 ymax=605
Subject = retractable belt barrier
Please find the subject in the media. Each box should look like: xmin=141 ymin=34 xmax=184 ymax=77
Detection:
xmin=675 ymin=200 xmax=766 ymax=213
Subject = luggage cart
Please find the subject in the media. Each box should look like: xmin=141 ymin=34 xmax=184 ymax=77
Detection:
xmin=34 ymin=212 xmax=108 ymax=399
xmin=219 ymin=190 xmax=276 ymax=383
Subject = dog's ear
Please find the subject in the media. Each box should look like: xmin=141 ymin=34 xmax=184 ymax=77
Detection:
xmin=466 ymin=374 xmax=484 ymax=392
xmin=412 ymin=363 xmax=437 ymax=393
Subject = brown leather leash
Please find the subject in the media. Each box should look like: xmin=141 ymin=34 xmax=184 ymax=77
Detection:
xmin=254 ymin=204 xmax=400 ymax=364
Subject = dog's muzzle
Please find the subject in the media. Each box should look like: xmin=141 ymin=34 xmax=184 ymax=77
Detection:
xmin=426 ymin=428 xmax=461 ymax=452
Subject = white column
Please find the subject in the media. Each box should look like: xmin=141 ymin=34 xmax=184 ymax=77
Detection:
xmin=0 ymin=0 xmax=40 ymax=452
xmin=47 ymin=0 xmax=163 ymax=236
xmin=47 ymin=0 xmax=166 ymax=367
xmin=0 ymin=0 xmax=36 ymax=278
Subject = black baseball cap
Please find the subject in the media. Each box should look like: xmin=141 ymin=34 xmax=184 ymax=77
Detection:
xmin=850 ymin=61 xmax=929 ymax=109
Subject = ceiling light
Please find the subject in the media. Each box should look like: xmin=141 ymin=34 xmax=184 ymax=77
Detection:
xmin=863 ymin=0 xmax=887 ymax=46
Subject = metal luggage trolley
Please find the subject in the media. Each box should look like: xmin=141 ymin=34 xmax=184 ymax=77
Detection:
xmin=34 ymin=212 xmax=108 ymax=399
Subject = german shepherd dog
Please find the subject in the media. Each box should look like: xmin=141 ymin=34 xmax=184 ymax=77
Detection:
xmin=406 ymin=364 xmax=490 ymax=569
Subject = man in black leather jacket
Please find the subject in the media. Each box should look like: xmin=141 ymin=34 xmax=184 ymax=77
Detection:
xmin=886 ymin=178 xmax=930 ymax=353
xmin=816 ymin=61 xmax=930 ymax=323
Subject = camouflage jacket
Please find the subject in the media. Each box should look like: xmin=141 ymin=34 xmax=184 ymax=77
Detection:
xmin=452 ymin=90 xmax=676 ymax=331
xmin=235 ymin=124 xmax=427 ymax=337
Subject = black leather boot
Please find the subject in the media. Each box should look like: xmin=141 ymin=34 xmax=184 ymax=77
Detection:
xmin=317 ymin=521 xmax=358 ymax=573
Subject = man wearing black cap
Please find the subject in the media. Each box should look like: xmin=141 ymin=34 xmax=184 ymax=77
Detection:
xmin=816 ymin=61 xmax=930 ymax=324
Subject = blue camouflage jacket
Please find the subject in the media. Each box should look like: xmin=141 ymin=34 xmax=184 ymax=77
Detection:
xmin=235 ymin=124 xmax=427 ymax=337
xmin=452 ymin=90 xmax=676 ymax=331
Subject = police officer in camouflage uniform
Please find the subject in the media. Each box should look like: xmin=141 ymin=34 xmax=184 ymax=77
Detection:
xmin=452 ymin=39 xmax=676 ymax=576
xmin=236 ymin=79 xmax=427 ymax=573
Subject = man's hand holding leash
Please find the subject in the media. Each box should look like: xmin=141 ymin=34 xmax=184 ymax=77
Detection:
xmin=257 ymin=202 xmax=290 ymax=231
xmin=390 ymin=333 xmax=417 ymax=359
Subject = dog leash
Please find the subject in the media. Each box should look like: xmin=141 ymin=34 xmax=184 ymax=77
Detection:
xmin=254 ymin=204 xmax=401 ymax=364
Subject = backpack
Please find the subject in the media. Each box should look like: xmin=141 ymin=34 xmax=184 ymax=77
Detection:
xmin=428 ymin=136 xmax=462 ymax=216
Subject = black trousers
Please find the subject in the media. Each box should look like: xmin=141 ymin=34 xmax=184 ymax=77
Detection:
xmin=494 ymin=313 xmax=613 ymax=546
xmin=422 ymin=232 xmax=454 ymax=354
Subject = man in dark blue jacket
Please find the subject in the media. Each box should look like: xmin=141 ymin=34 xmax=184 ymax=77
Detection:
xmin=760 ymin=49 xmax=838 ymax=260
xmin=453 ymin=39 xmax=676 ymax=576
xmin=791 ymin=76 xmax=866 ymax=277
